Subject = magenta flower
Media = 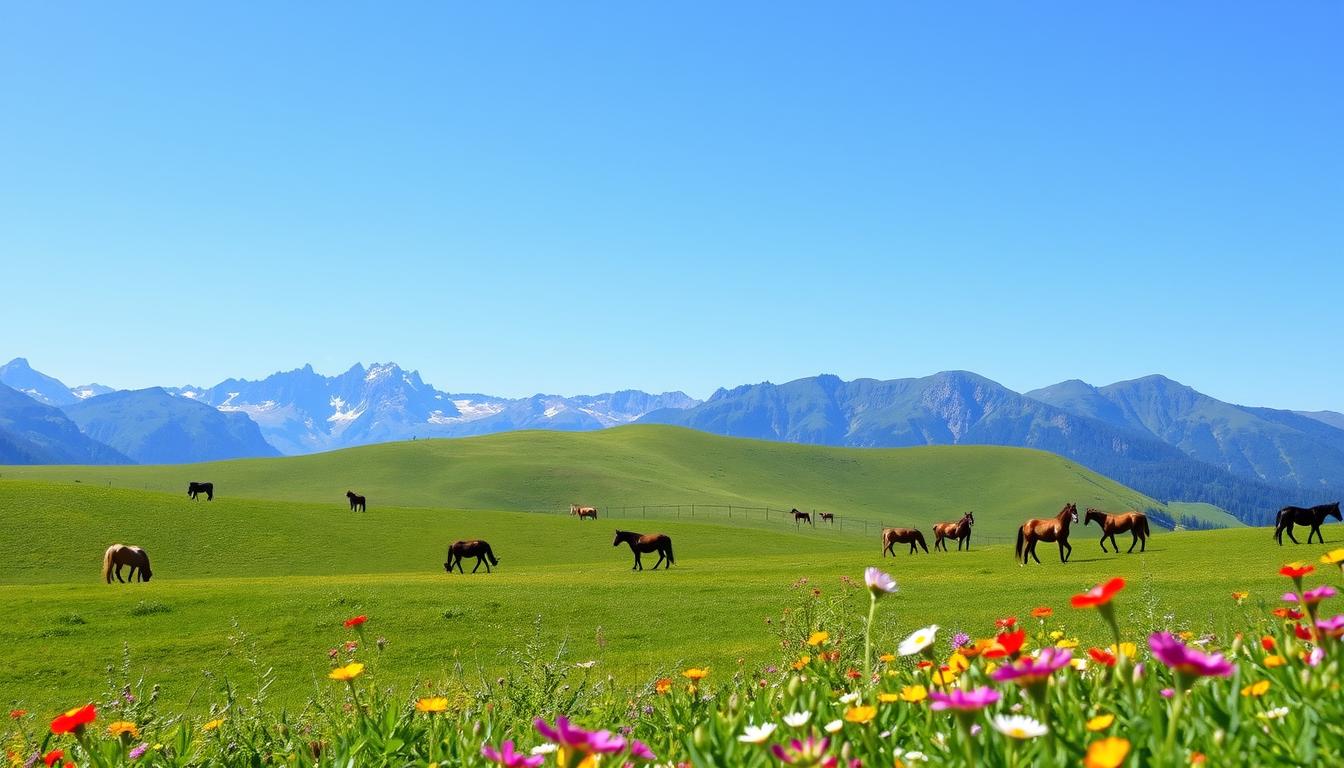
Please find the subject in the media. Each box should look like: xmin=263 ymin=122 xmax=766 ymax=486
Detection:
xmin=1317 ymin=614 xmax=1344 ymax=635
xmin=991 ymin=647 xmax=1073 ymax=685
xmin=952 ymin=631 xmax=971 ymax=649
xmin=772 ymin=736 xmax=836 ymax=767
xmin=929 ymin=687 xmax=1001 ymax=711
xmin=1304 ymin=585 xmax=1337 ymax=605
xmin=534 ymin=716 xmax=592 ymax=749
xmin=1160 ymin=688 xmax=1175 ymax=698
xmin=584 ymin=730 xmax=627 ymax=754
xmin=1148 ymin=632 xmax=1234 ymax=678
xmin=629 ymin=739 xmax=657 ymax=760
xmin=481 ymin=740 xmax=544 ymax=768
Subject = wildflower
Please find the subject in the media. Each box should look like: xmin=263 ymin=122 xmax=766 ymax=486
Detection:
xmin=772 ymin=736 xmax=835 ymax=767
xmin=8 ymin=710 xmax=24 ymax=719
xmin=946 ymin=652 xmax=970 ymax=673
xmin=1271 ymin=607 xmax=1304 ymax=620
xmin=838 ymin=691 xmax=860 ymax=705
xmin=1317 ymin=614 xmax=1344 ymax=638
xmin=49 ymin=704 xmax=95 ymax=735
xmin=899 ymin=684 xmax=928 ymax=703
xmin=739 ymin=723 xmax=778 ymax=744
xmin=878 ymin=692 xmax=900 ymax=703
xmin=1071 ymin=578 xmax=1125 ymax=608
xmin=1055 ymin=637 xmax=1079 ymax=649
xmin=928 ymin=687 xmax=1000 ymax=712
xmin=1084 ymin=737 xmax=1131 ymax=768
xmin=898 ymin=626 xmax=939 ymax=656
xmin=415 ymin=697 xmax=449 ymax=713
xmin=879 ymin=653 xmax=895 ymax=662
xmin=628 ymin=740 xmax=656 ymax=761
xmin=1321 ymin=548 xmax=1344 ymax=568
xmin=481 ymin=740 xmax=545 ymax=768
xmin=1241 ymin=680 xmax=1271 ymax=697
xmin=654 ymin=678 xmax=672 ymax=695
xmin=129 ymin=743 xmax=149 ymax=760
xmin=1261 ymin=636 xmax=1276 ymax=651
xmin=574 ymin=660 xmax=597 ymax=669
xmin=1294 ymin=623 xmax=1314 ymax=641
xmin=931 ymin=667 xmax=959 ymax=686
xmin=529 ymin=744 xmax=558 ymax=755
xmin=682 ymin=668 xmax=709 ymax=681
xmin=1231 ymin=591 xmax=1249 ymax=604
xmin=107 ymin=721 xmax=140 ymax=738
xmin=1305 ymin=647 xmax=1325 ymax=666
xmin=1148 ymin=633 xmax=1234 ymax=678
xmin=992 ymin=647 xmax=1072 ymax=686
xmin=1279 ymin=563 xmax=1314 ymax=580
xmin=991 ymin=714 xmax=1047 ymax=739
xmin=42 ymin=751 xmax=63 ymax=768
xmin=783 ymin=711 xmax=811 ymax=728
xmin=807 ymin=631 xmax=830 ymax=646
xmin=1257 ymin=706 xmax=1289 ymax=721
xmin=823 ymin=720 xmax=843 ymax=734
xmin=844 ymin=704 xmax=876 ymax=726
xmin=535 ymin=716 xmax=595 ymax=751
xmin=1301 ymin=585 xmax=1337 ymax=605
xmin=845 ymin=669 xmax=862 ymax=680
xmin=864 ymin=567 xmax=898 ymax=598
xmin=1086 ymin=714 xmax=1115 ymax=731
xmin=1089 ymin=647 xmax=1117 ymax=666
xmin=1049 ymin=629 xmax=1064 ymax=640
xmin=983 ymin=629 xmax=1025 ymax=659
xmin=1031 ymin=606 xmax=1054 ymax=619
xmin=328 ymin=662 xmax=364 ymax=681
xmin=951 ymin=632 xmax=970 ymax=649
xmin=343 ymin=615 xmax=368 ymax=629
xmin=202 ymin=718 xmax=225 ymax=732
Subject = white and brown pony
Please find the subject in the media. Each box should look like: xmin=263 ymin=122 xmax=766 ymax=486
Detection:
xmin=571 ymin=504 xmax=598 ymax=520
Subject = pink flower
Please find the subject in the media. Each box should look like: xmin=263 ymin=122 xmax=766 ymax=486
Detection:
xmin=929 ymin=687 xmax=1001 ymax=711
xmin=629 ymin=739 xmax=657 ymax=760
xmin=773 ymin=737 xmax=836 ymax=767
xmin=1160 ymin=688 xmax=1175 ymax=698
xmin=1306 ymin=647 xmax=1326 ymax=667
xmin=1317 ymin=614 xmax=1344 ymax=637
xmin=991 ymin=647 xmax=1072 ymax=685
xmin=535 ymin=716 xmax=592 ymax=749
xmin=1148 ymin=632 xmax=1234 ymax=678
xmin=1303 ymin=585 xmax=1337 ymax=605
xmin=481 ymin=740 xmax=544 ymax=768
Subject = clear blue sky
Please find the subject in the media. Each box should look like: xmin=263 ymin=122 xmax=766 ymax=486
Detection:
xmin=2 ymin=3 xmax=1340 ymax=408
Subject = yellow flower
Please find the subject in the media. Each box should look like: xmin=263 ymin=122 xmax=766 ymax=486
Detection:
xmin=899 ymin=684 xmax=928 ymax=703
xmin=931 ymin=667 xmax=959 ymax=686
xmin=945 ymin=653 xmax=970 ymax=673
xmin=1086 ymin=714 xmax=1115 ymax=732
xmin=1109 ymin=642 xmax=1137 ymax=658
xmin=1178 ymin=631 xmax=1195 ymax=641
xmin=878 ymin=653 xmax=895 ymax=663
xmin=415 ymin=697 xmax=448 ymax=713
xmin=1055 ymin=638 xmax=1079 ymax=649
xmin=202 ymin=718 xmax=225 ymax=732
xmin=1049 ymin=630 xmax=1064 ymax=640
xmin=1241 ymin=680 xmax=1271 ymax=697
xmin=682 ymin=667 xmax=709 ymax=681
xmin=843 ymin=705 xmax=876 ymax=724
xmin=807 ymin=631 xmax=830 ymax=647
xmin=877 ymin=693 xmax=900 ymax=703
xmin=792 ymin=655 xmax=811 ymax=671
xmin=1084 ymin=737 xmax=1131 ymax=768
xmin=107 ymin=721 xmax=140 ymax=738
xmin=655 ymin=678 xmax=672 ymax=695
xmin=1231 ymin=590 xmax=1250 ymax=602
xmin=1264 ymin=654 xmax=1287 ymax=668
xmin=328 ymin=662 xmax=365 ymax=681
xmin=1321 ymin=548 xmax=1344 ymax=566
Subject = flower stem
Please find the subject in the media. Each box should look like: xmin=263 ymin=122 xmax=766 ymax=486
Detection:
xmin=1164 ymin=678 xmax=1185 ymax=758
xmin=864 ymin=593 xmax=877 ymax=684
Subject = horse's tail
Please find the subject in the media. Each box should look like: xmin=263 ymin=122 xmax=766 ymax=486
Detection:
xmin=916 ymin=530 xmax=929 ymax=552
xmin=485 ymin=543 xmax=499 ymax=566
xmin=665 ymin=539 xmax=675 ymax=565
xmin=1015 ymin=527 xmax=1025 ymax=559
xmin=1138 ymin=515 xmax=1150 ymax=538
xmin=102 ymin=546 xmax=115 ymax=583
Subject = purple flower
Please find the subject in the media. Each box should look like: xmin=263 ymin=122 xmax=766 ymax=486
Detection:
xmin=1317 ymin=614 xmax=1344 ymax=635
xmin=772 ymin=736 xmax=835 ymax=767
xmin=992 ymin=647 xmax=1073 ymax=685
xmin=534 ymin=716 xmax=591 ymax=749
xmin=629 ymin=739 xmax=657 ymax=760
xmin=1304 ymin=585 xmax=1337 ymax=605
xmin=585 ymin=730 xmax=627 ymax=754
xmin=1148 ymin=632 xmax=1234 ymax=678
xmin=929 ymin=687 xmax=1001 ymax=711
xmin=128 ymin=743 xmax=149 ymax=760
xmin=952 ymin=632 xmax=970 ymax=649
xmin=1160 ymin=688 xmax=1175 ymax=698
xmin=864 ymin=567 xmax=898 ymax=598
xmin=481 ymin=740 xmax=544 ymax=768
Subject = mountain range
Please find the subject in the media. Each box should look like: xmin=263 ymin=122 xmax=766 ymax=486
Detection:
xmin=3 ymin=356 xmax=1343 ymax=526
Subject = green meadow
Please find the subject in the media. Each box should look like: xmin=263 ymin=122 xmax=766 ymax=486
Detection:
xmin=3 ymin=426 xmax=1335 ymax=714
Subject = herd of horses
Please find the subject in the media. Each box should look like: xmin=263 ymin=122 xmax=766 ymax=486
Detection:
xmin=99 ymin=483 xmax=1341 ymax=582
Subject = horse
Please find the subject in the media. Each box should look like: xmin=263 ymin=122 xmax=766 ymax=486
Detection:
xmin=346 ymin=491 xmax=367 ymax=512
xmin=819 ymin=512 xmax=835 ymax=524
xmin=571 ymin=504 xmax=599 ymax=520
xmin=791 ymin=508 xmax=813 ymax=527
xmin=882 ymin=527 xmax=929 ymax=555
xmin=1085 ymin=508 xmax=1150 ymax=553
xmin=1015 ymin=503 xmax=1079 ymax=565
xmin=103 ymin=544 xmax=152 ymax=583
xmin=1274 ymin=502 xmax=1342 ymax=545
xmin=613 ymin=529 xmax=674 ymax=571
xmin=187 ymin=481 xmax=213 ymax=501
xmin=444 ymin=540 xmax=499 ymax=574
xmin=933 ymin=511 xmax=975 ymax=552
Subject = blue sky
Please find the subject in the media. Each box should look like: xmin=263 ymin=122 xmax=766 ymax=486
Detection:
xmin=1 ymin=3 xmax=1340 ymax=408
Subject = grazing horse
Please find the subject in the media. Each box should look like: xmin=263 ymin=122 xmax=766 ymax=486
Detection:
xmin=103 ymin=544 xmax=152 ymax=583
xmin=613 ymin=529 xmax=675 ymax=571
xmin=1085 ymin=508 xmax=1150 ymax=553
xmin=791 ymin=508 xmax=813 ymax=526
xmin=882 ymin=527 xmax=929 ymax=555
xmin=1275 ymin=502 xmax=1342 ymax=545
xmin=933 ymin=511 xmax=975 ymax=552
xmin=346 ymin=491 xmax=367 ymax=512
xmin=187 ymin=481 xmax=213 ymax=501
xmin=1015 ymin=503 xmax=1079 ymax=565
xmin=819 ymin=512 xmax=835 ymax=524
xmin=444 ymin=540 xmax=499 ymax=574
xmin=571 ymin=504 xmax=599 ymax=520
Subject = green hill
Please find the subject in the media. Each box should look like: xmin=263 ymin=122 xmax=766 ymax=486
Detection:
xmin=1 ymin=425 xmax=1172 ymax=537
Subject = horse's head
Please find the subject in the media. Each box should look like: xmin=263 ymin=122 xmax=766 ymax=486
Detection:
xmin=1330 ymin=502 xmax=1342 ymax=521
xmin=613 ymin=530 xmax=625 ymax=546
xmin=1084 ymin=508 xmax=1100 ymax=526
xmin=443 ymin=561 xmax=452 ymax=572
xmin=186 ymin=485 xmax=193 ymax=496
xmin=140 ymin=565 xmax=152 ymax=582
xmin=1065 ymin=503 xmax=1079 ymax=523
xmin=965 ymin=511 xmax=975 ymax=526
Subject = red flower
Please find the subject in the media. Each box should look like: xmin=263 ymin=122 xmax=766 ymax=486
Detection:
xmin=984 ymin=629 xmax=1026 ymax=659
xmin=42 ymin=750 xmax=63 ymax=767
xmin=1279 ymin=563 xmax=1315 ymax=579
xmin=1294 ymin=623 xmax=1314 ymax=641
xmin=1070 ymin=578 xmax=1126 ymax=608
xmin=916 ymin=660 xmax=934 ymax=669
xmin=1271 ymin=607 xmax=1304 ymax=621
xmin=1030 ymin=606 xmax=1054 ymax=619
xmin=1261 ymin=636 xmax=1276 ymax=651
xmin=1088 ymin=647 xmax=1117 ymax=667
xmin=8 ymin=709 xmax=25 ymax=719
xmin=845 ymin=669 xmax=862 ymax=680
xmin=49 ymin=704 xmax=95 ymax=735
xmin=343 ymin=615 xmax=368 ymax=629
xmin=995 ymin=616 xmax=1018 ymax=630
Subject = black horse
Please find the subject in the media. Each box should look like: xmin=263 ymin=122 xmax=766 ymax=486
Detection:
xmin=1275 ymin=502 xmax=1341 ymax=545
xmin=444 ymin=540 xmax=499 ymax=573
xmin=346 ymin=491 xmax=366 ymax=512
xmin=613 ymin=529 xmax=675 ymax=571
xmin=187 ymin=482 xmax=214 ymax=501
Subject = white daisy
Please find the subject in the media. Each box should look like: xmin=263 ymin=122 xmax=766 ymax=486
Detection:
xmin=991 ymin=714 xmax=1048 ymax=739
xmin=823 ymin=719 xmax=843 ymax=733
xmin=1258 ymin=706 xmax=1290 ymax=721
xmin=838 ymin=691 xmax=860 ymax=705
xmin=864 ymin=567 xmax=898 ymax=597
xmin=783 ymin=711 xmax=811 ymax=728
xmin=530 ymin=743 xmax=558 ymax=755
xmin=738 ymin=723 xmax=777 ymax=744
xmin=898 ymin=625 xmax=940 ymax=656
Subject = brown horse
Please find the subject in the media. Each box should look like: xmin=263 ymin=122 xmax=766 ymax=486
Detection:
xmin=1274 ymin=502 xmax=1341 ymax=545
xmin=613 ymin=529 xmax=674 ymax=570
xmin=103 ymin=544 xmax=152 ymax=583
xmin=346 ymin=491 xmax=366 ymax=512
xmin=444 ymin=540 xmax=499 ymax=574
xmin=819 ymin=512 xmax=835 ymax=524
xmin=791 ymin=508 xmax=813 ymax=526
xmin=1085 ymin=508 xmax=1150 ymax=553
xmin=933 ymin=511 xmax=975 ymax=551
xmin=571 ymin=504 xmax=599 ymax=520
xmin=1015 ymin=503 xmax=1079 ymax=565
xmin=882 ymin=527 xmax=929 ymax=555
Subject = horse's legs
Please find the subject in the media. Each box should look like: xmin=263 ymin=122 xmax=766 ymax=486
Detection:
xmin=633 ymin=551 xmax=642 ymax=571
xmin=1287 ymin=526 xmax=1300 ymax=544
xmin=1310 ymin=525 xmax=1322 ymax=544
xmin=1108 ymin=533 xmax=1120 ymax=552
xmin=472 ymin=557 xmax=482 ymax=573
xmin=1098 ymin=533 xmax=1109 ymax=553
xmin=1128 ymin=533 xmax=1139 ymax=553
xmin=651 ymin=551 xmax=666 ymax=570
xmin=115 ymin=563 xmax=125 ymax=583
xmin=1029 ymin=540 xmax=1042 ymax=565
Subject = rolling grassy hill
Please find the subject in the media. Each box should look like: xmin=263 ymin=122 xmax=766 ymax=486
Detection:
xmin=0 ymin=424 xmax=1176 ymax=538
